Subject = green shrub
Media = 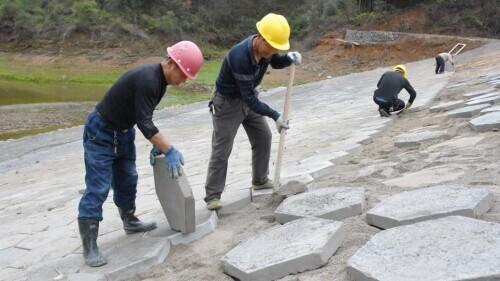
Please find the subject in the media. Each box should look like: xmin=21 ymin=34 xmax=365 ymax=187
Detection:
xmin=71 ymin=0 xmax=104 ymax=31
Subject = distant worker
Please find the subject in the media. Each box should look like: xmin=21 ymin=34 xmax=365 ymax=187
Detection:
xmin=203 ymin=13 xmax=302 ymax=210
xmin=435 ymin=52 xmax=454 ymax=74
xmin=373 ymin=65 xmax=417 ymax=117
xmin=77 ymin=41 xmax=203 ymax=267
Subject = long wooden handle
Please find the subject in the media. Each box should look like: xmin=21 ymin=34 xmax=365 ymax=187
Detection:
xmin=273 ymin=64 xmax=295 ymax=191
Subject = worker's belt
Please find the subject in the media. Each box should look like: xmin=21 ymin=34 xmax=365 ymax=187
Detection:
xmin=96 ymin=111 xmax=129 ymax=133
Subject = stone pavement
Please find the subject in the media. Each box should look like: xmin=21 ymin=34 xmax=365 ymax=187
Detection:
xmin=3 ymin=42 xmax=498 ymax=281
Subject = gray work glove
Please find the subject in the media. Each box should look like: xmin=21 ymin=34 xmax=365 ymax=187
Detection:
xmin=275 ymin=115 xmax=290 ymax=133
xmin=287 ymin=51 xmax=302 ymax=65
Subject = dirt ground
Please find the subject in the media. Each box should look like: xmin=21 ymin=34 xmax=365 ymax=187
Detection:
xmin=131 ymin=46 xmax=500 ymax=281
xmin=0 ymin=33 xmax=484 ymax=140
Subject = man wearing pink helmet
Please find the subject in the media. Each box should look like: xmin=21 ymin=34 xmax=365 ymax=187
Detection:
xmin=204 ymin=13 xmax=302 ymax=210
xmin=77 ymin=41 xmax=203 ymax=267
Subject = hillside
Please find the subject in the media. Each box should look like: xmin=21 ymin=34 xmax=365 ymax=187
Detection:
xmin=0 ymin=0 xmax=498 ymax=53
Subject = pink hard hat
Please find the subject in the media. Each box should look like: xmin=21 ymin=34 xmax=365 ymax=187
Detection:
xmin=166 ymin=41 xmax=204 ymax=79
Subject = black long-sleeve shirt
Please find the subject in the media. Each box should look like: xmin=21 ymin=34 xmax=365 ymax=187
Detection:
xmin=215 ymin=35 xmax=292 ymax=120
xmin=374 ymin=71 xmax=417 ymax=104
xmin=96 ymin=64 xmax=167 ymax=139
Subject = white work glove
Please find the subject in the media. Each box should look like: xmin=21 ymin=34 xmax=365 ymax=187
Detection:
xmin=287 ymin=51 xmax=302 ymax=65
xmin=275 ymin=115 xmax=290 ymax=133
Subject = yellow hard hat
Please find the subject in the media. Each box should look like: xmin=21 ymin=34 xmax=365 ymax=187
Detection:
xmin=256 ymin=13 xmax=290 ymax=51
xmin=393 ymin=65 xmax=407 ymax=78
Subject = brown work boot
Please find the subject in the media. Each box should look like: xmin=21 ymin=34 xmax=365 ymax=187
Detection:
xmin=252 ymin=178 xmax=274 ymax=190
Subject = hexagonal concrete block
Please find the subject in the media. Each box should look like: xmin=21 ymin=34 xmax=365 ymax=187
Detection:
xmin=465 ymin=94 xmax=500 ymax=106
xmin=394 ymin=130 xmax=447 ymax=148
xmin=468 ymin=91 xmax=500 ymax=101
xmin=281 ymin=161 xmax=333 ymax=179
xmin=153 ymin=155 xmax=195 ymax=234
xmin=429 ymin=100 xmax=464 ymax=112
xmin=222 ymin=217 xmax=346 ymax=281
xmin=274 ymin=187 xmax=365 ymax=224
xmin=67 ymin=273 xmax=106 ymax=281
xmin=480 ymin=105 xmax=500 ymax=114
xmin=348 ymin=216 xmax=500 ymax=281
xmin=470 ymin=111 xmax=500 ymax=132
xmin=383 ymin=165 xmax=465 ymax=188
xmin=366 ymin=186 xmax=493 ymax=229
xmin=462 ymin=88 xmax=496 ymax=98
xmin=447 ymin=104 xmax=491 ymax=118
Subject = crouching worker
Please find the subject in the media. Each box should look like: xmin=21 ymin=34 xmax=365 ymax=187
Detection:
xmin=373 ymin=65 xmax=417 ymax=117
xmin=77 ymin=41 xmax=203 ymax=267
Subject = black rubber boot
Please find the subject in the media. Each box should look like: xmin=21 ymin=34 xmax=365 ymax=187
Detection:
xmin=78 ymin=219 xmax=107 ymax=267
xmin=118 ymin=206 xmax=157 ymax=234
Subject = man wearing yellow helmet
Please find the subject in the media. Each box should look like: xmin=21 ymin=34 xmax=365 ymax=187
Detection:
xmin=373 ymin=65 xmax=417 ymax=117
xmin=204 ymin=13 xmax=302 ymax=210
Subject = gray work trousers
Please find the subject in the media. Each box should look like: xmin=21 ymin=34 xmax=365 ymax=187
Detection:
xmin=204 ymin=92 xmax=272 ymax=202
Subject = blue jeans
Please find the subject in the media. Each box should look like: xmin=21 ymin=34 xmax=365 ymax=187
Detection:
xmin=373 ymin=96 xmax=405 ymax=113
xmin=78 ymin=111 xmax=137 ymax=221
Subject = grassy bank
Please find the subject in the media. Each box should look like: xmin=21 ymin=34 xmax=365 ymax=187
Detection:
xmin=0 ymin=53 xmax=222 ymax=107
xmin=0 ymin=53 xmax=222 ymax=85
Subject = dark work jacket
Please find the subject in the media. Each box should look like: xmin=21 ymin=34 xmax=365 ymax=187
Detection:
xmin=374 ymin=71 xmax=416 ymax=104
xmin=96 ymin=64 xmax=167 ymax=139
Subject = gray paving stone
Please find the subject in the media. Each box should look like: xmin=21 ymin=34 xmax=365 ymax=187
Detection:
xmin=427 ymin=136 xmax=485 ymax=151
xmin=468 ymin=91 xmax=500 ymax=101
xmin=299 ymin=150 xmax=348 ymax=165
xmin=29 ymin=235 xmax=171 ymax=281
xmin=470 ymin=111 xmax=500 ymax=132
xmin=446 ymin=81 xmax=469 ymax=89
xmin=67 ymin=273 xmax=106 ymax=281
xmin=222 ymin=217 xmax=345 ymax=281
xmin=218 ymin=189 xmax=251 ymax=215
xmin=274 ymin=187 xmax=365 ymax=224
xmin=465 ymin=94 xmax=500 ymax=106
xmin=384 ymin=165 xmax=465 ymax=188
xmin=153 ymin=155 xmax=195 ymax=234
xmin=489 ymin=79 xmax=500 ymax=86
xmin=447 ymin=104 xmax=491 ymax=118
xmin=480 ymin=105 xmax=500 ymax=114
xmin=366 ymin=186 xmax=493 ymax=229
xmin=393 ymin=130 xmax=447 ymax=148
xmin=429 ymin=100 xmax=464 ymax=112
xmin=281 ymin=161 xmax=333 ymax=179
xmin=347 ymin=216 xmax=500 ymax=281
xmin=167 ymin=211 xmax=218 ymax=246
xmin=462 ymin=88 xmax=496 ymax=98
